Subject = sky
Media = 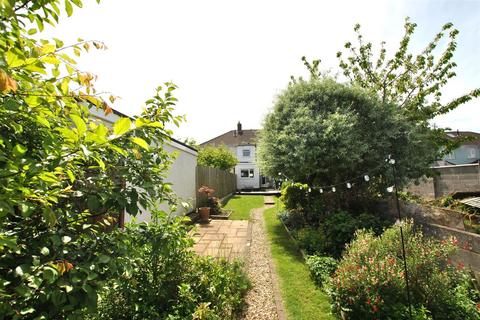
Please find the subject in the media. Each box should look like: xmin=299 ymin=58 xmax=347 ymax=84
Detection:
xmin=40 ymin=0 xmax=480 ymax=143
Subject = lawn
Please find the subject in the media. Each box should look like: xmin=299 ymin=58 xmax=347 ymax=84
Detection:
xmin=264 ymin=202 xmax=334 ymax=320
xmin=222 ymin=195 xmax=264 ymax=220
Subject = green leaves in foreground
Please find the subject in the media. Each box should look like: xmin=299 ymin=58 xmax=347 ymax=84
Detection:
xmin=0 ymin=1 xmax=183 ymax=318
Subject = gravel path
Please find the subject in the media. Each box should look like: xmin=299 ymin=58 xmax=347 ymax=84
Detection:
xmin=242 ymin=203 xmax=284 ymax=320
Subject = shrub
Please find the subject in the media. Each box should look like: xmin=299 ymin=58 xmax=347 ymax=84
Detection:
xmin=280 ymin=182 xmax=309 ymax=212
xmin=322 ymin=211 xmax=389 ymax=258
xmin=296 ymin=227 xmax=326 ymax=255
xmin=1 ymin=0 xmax=186 ymax=317
xmin=197 ymin=145 xmax=237 ymax=171
xmin=305 ymin=255 xmax=338 ymax=289
xmin=90 ymin=218 xmax=250 ymax=319
xmin=329 ymin=220 xmax=480 ymax=320
xmin=278 ymin=210 xmax=305 ymax=231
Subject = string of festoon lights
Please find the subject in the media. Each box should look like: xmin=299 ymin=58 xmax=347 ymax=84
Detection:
xmin=277 ymin=155 xmax=397 ymax=194
xmin=277 ymin=154 xmax=414 ymax=319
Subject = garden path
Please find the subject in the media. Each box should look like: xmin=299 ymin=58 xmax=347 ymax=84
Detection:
xmin=242 ymin=197 xmax=286 ymax=320
xmin=191 ymin=197 xmax=286 ymax=320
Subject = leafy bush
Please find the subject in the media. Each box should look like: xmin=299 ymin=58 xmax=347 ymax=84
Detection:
xmin=295 ymin=227 xmax=326 ymax=255
xmin=91 ymin=219 xmax=250 ymax=319
xmin=322 ymin=211 xmax=389 ymax=258
xmin=278 ymin=210 xmax=305 ymax=231
xmin=280 ymin=182 xmax=309 ymax=212
xmin=197 ymin=145 xmax=237 ymax=171
xmin=329 ymin=220 xmax=480 ymax=320
xmin=0 ymin=0 xmax=189 ymax=318
xmin=305 ymin=255 xmax=338 ymax=289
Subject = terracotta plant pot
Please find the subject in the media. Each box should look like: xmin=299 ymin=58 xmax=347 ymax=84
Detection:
xmin=198 ymin=207 xmax=210 ymax=223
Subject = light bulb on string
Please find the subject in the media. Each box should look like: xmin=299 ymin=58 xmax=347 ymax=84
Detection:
xmin=389 ymin=159 xmax=396 ymax=165
xmin=347 ymin=182 xmax=352 ymax=189
xmin=364 ymin=175 xmax=370 ymax=182
xmin=320 ymin=188 xmax=323 ymax=193
xmin=332 ymin=187 xmax=336 ymax=192
xmin=308 ymin=188 xmax=311 ymax=193
xmin=387 ymin=186 xmax=394 ymax=193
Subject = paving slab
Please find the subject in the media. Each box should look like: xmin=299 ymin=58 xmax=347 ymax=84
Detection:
xmin=191 ymin=219 xmax=251 ymax=260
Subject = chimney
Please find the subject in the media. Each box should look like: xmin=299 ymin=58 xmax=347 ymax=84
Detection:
xmin=237 ymin=121 xmax=243 ymax=135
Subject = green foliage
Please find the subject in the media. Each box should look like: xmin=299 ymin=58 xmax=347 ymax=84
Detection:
xmin=329 ymin=220 xmax=480 ymax=320
xmin=257 ymin=79 xmax=440 ymax=203
xmin=90 ymin=219 xmax=250 ymax=320
xmin=287 ymin=210 xmax=390 ymax=257
xmin=302 ymin=18 xmax=480 ymax=123
xmin=197 ymin=145 xmax=237 ymax=171
xmin=397 ymin=191 xmax=422 ymax=204
xmin=182 ymin=137 xmax=198 ymax=148
xmin=305 ymin=255 xmax=338 ymax=289
xmin=280 ymin=182 xmax=309 ymax=211
xmin=0 ymin=1 xmax=186 ymax=317
xmin=263 ymin=205 xmax=334 ymax=320
xmin=295 ymin=227 xmax=326 ymax=255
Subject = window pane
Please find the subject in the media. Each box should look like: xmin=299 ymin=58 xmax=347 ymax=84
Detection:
xmin=241 ymin=170 xmax=249 ymax=177
xmin=242 ymin=149 xmax=250 ymax=157
xmin=249 ymin=169 xmax=254 ymax=178
xmin=468 ymin=148 xmax=476 ymax=159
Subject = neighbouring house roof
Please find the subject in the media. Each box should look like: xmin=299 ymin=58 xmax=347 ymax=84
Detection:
xmin=200 ymin=129 xmax=258 ymax=147
xmin=446 ymin=131 xmax=480 ymax=146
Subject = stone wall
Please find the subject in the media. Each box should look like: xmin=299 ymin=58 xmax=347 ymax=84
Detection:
xmin=406 ymin=163 xmax=480 ymax=199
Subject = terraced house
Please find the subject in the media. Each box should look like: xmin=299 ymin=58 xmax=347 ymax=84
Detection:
xmin=200 ymin=122 xmax=272 ymax=190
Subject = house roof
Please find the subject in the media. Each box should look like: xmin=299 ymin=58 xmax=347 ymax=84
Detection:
xmin=446 ymin=131 xmax=480 ymax=146
xmin=200 ymin=129 xmax=259 ymax=147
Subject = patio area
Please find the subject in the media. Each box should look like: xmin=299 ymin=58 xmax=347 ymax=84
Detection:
xmin=191 ymin=220 xmax=251 ymax=260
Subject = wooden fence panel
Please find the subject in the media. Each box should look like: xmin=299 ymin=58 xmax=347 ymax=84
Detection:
xmin=196 ymin=166 xmax=236 ymax=207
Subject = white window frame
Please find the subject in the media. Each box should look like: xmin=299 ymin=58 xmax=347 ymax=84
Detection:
xmin=468 ymin=147 xmax=476 ymax=159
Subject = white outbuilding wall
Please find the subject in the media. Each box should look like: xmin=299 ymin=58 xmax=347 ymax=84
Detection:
xmin=89 ymin=108 xmax=198 ymax=223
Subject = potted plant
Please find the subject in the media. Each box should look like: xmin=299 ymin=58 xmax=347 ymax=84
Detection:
xmin=198 ymin=186 xmax=214 ymax=223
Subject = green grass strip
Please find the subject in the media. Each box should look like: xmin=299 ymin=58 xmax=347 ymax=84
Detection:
xmin=263 ymin=205 xmax=334 ymax=320
xmin=223 ymin=195 xmax=265 ymax=220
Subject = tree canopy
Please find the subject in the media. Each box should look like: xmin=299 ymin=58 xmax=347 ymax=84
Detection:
xmin=260 ymin=19 xmax=479 ymax=198
xmin=298 ymin=18 xmax=479 ymax=123
xmin=197 ymin=145 xmax=238 ymax=171
xmin=257 ymin=78 xmax=440 ymax=196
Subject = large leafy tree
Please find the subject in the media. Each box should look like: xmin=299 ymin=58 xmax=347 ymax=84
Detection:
xmin=260 ymin=19 xmax=479 ymax=199
xmin=0 ymin=0 xmax=183 ymax=317
xmin=257 ymin=78 xmax=440 ymax=198
xmin=197 ymin=145 xmax=237 ymax=171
